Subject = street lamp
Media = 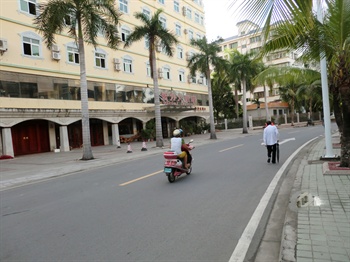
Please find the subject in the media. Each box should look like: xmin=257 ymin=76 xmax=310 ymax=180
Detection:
xmin=316 ymin=0 xmax=334 ymax=158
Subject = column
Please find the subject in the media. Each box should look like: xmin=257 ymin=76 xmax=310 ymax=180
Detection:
xmin=284 ymin=114 xmax=288 ymax=124
xmin=248 ymin=116 xmax=253 ymax=130
xmin=103 ymin=121 xmax=109 ymax=145
xmin=112 ymin=123 xmax=121 ymax=148
xmin=59 ymin=126 xmax=70 ymax=152
xmin=48 ymin=122 xmax=56 ymax=151
xmin=132 ymin=119 xmax=137 ymax=135
xmin=2 ymin=128 xmax=14 ymax=157
xmin=297 ymin=113 xmax=300 ymax=123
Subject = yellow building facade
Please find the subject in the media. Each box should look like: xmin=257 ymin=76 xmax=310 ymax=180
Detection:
xmin=0 ymin=0 xmax=209 ymax=157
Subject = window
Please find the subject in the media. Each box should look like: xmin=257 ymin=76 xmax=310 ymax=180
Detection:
xmin=121 ymin=27 xmax=130 ymax=42
xmin=163 ymin=66 xmax=170 ymax=80
xmin=158 ymin=0 xmax=164 ymax=4
xmin=123 ymin=57 xmax=133 ymax=73
xmin=196 ymin=33 xmax=201 ymax=40
xmin=20 ymin=0 xmax=36 ymax=15
xmin=145 ymin=37 xmax=150 ymax=49
xmin=186 ymin=8 xmax=192 ymax=19
xmin=22 ymin=33 xmax=40 ymax=57
xmin=195 ymin=13 xmax=200 ymax=23
xmin=178 ymin=70 xmax=185 ymax=82
xmin=95 ymin=51 xmax=106 ymax=68
xmin=249 ymin=36 xmax=261 ymax=43
xmin=119 ymin=0 xmax=128 ymax=13
xmin=67 ymin=44 xmax=79 ymax=64
xmin=177 ymin=46 xmax=183 ymax=59
xmin=174 ymin=0 xmax=179 ymax=12
xmin=159 ymin=16 xmax=167 ymax=29
xmin=146 ymin=62 xmax=151 ymax=77
xmin=229 ymin=42 xmax=238 ymax=49
xmin=188 ymin=30 xmax=194 ymax=40
xmin=142 ymin=7 xmax=151 ymax=19
xmin=175 ymin=24 xmax=181 ymax=36
xmin=200 ymin=16 xmax=204 ymax=25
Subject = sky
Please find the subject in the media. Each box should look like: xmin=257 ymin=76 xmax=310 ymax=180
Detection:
xmin=203 ymin=0 xmax=240 ymax=41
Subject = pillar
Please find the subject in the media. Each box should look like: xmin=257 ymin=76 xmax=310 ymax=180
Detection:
xmin=112 ymin=123 xmax=121 ymax=148
xmin=2 ymin=128 xmax=14 ymax=157
xmin=59 ymin=126 xmax=70 ymax=152
xmin=296 ymin=113 xmax=300 ymax=123
xmin=103 ymin=121 xmax=109 ymax=145
xmin=284 ymin=114 xmax=288 ymax=124
xmin=48 ymin=122 xmax=57 ymax=151
xmin=248 ymin=116 xmax=253 ymax=130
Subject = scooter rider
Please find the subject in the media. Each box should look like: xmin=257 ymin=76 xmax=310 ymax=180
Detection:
xmin=170 ymin=129 xmax=190 ymax=169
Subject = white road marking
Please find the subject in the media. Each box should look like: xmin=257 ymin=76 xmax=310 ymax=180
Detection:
xmin=219 ymin=144 xmax=244 ymax=152
xmin=228 ymin=136 xmax=319 ymax=262
xmin=279 ymin=137 xmax=296 ymax=145
xmin=119 ymin=170 xmax=163 ymax=186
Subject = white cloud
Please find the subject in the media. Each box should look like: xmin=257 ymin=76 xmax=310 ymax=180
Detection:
xmin=203 ymin=0 xmax=239 ymax=41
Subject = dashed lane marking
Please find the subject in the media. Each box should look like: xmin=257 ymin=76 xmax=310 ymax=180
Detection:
xmin=219 ymin=144 xmax=244 ymax=153
xmin=119 ymin=170 xmax=163 ymax=186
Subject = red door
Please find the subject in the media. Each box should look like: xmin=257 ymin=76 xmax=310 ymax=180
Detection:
xmin=12 ymin=120 xmax=50 ymax=156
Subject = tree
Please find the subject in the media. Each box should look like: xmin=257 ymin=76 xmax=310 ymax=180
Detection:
xmin=124 ymin=9 xmax=178 ymax=147
xmin=187 ymin=37 xmax=227 ymax=139
xmin=229 ymin=0 xmax=350 ymax=167
xmin=212 ymin=72 xmax=235 ymax=119
xmin=255 ymin=66 xmax=320 ymax=124
xmin=34 ymin=0 xmax=120 ymax=160
xmin=227 ymin=50 xmax=264 ymax=133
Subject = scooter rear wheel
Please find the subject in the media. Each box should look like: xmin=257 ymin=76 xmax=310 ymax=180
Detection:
xmin=167 ymin=171 xmax=175 ymax=183
xmin=186 ymin=166 xmax=192 ymax=175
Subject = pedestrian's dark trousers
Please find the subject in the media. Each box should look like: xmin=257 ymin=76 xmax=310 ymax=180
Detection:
xmin=267 ymin=144 xmax=277 ymax=163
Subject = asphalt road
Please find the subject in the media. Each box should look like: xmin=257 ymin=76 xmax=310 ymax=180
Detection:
xmin=0 ymin=126 xmax=326 ymax=261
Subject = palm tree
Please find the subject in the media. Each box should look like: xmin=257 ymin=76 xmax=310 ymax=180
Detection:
xmin=229 ymin=0 xmax=350 ymax=167
xmin=34 ymin=0 xmax=120 ymax=160
xmin=255 ymin=66 xmax=320 ymax=124
xmin=124 ymin=9 xmax=178 ymax=148
xmin=188 ymin=37 xmax=227 ymax=139
xmin=227 ymin=50 xmax=263 ymax=133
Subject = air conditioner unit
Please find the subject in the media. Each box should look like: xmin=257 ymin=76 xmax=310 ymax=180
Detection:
xmin=184 ymin=29 xmax=188 ymax=34
xmin=114 ymin=63 xmax=121 ymax=71
xmin=52 ymin=52 xmax=61 ymax=60
xmin=114 ymin=58 xmax=120 ymax=64
xmin=158 ymin=68 xmax=163 ymax=79
xmin=156 ymin=44 xmax=162 ymax=52
xmin=51 ymin=44 xmax=60 ymax=52
xmin=182 ymin=6 xmax=187 ymax=16
xmin=187 ymin=75 xmax=192 ymax=83
xmin=0 ymin=38 xmax=8 ymax=51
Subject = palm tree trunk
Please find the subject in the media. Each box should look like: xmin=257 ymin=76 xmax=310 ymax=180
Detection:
xmin=242 ymin=78 xmax=248 ymax=134
xmin=151 ymin=48 xmax=163 ymax=147
xmin=290 ymin=98 xmax=295 ymax=126
xmin=207 ymin=69 xmax=216 ymax=139
xmin=264 ymin=85 xmax=269 ymax=121
xmin=79 ymin=37 xmax=94 ymax=160
xmin=235 ymin=88 xmax=239 ymax=118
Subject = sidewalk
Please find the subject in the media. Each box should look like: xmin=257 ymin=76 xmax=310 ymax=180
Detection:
xmin=279 ymin=134 xmax=350 ymax=262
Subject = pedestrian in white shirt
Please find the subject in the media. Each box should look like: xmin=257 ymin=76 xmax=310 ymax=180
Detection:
xmin=263 ymin=121 xmax=279 ymax=164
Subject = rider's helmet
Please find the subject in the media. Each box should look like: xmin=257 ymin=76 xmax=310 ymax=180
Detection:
xmin=173 ymin=129 xmax=181 ymax=137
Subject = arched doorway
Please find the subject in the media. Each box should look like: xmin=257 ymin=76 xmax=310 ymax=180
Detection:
xmin=11 ymin=120 xmax=50 ymax=156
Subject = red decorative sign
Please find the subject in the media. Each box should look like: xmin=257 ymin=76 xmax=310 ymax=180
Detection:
xmin=160 ymin=91 xmax=197 ymax=105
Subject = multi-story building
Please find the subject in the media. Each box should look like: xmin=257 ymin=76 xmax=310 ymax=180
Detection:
xmin=219 ymin=20 xmax=300 ymax=120
xmin=0 ymin=0 xmax=209 ymax=157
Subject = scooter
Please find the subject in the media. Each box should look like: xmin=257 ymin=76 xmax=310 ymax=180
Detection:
xmin=163 ymin=140 xmax=194 ymax=183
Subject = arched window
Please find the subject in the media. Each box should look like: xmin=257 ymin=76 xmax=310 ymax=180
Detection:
xmin=123 ymin=55 xmax=133 ymax=73
xmin=94 ymin=48 xmax=107 ymax=69
xmin=21 ymin=31 xmax=41 ymax=58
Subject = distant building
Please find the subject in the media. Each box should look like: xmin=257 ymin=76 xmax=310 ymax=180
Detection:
xmin=219 ymin=20 xmax=303 ymax=120
xmin=0 ymin=0 xmax=209 ymax=157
